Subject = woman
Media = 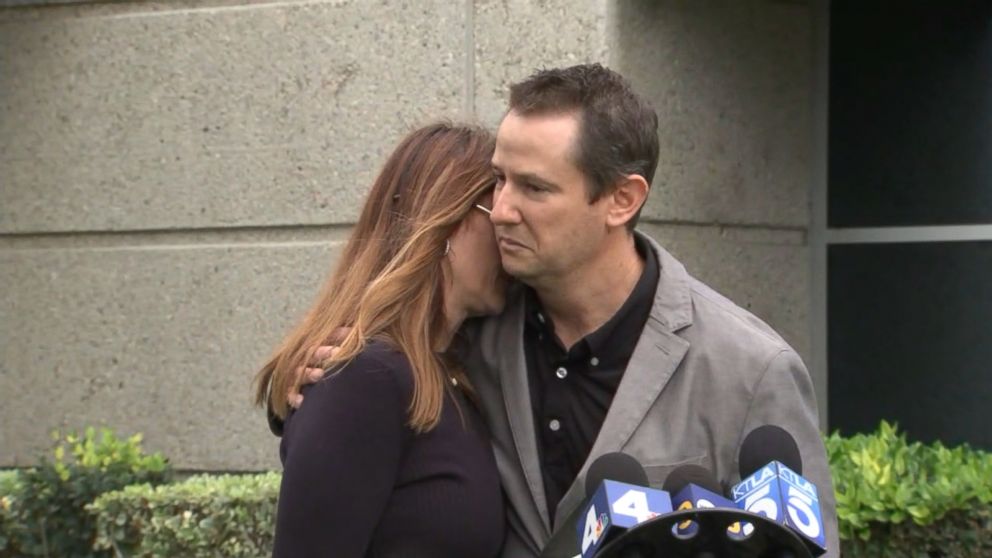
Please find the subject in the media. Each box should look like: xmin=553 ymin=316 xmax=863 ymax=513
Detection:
xmin=254 ymin=123 xmax=507 ymax=557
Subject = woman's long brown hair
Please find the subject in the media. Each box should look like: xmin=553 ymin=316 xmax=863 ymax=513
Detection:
xmin=253 ymin=122 xmax=496 ymax=431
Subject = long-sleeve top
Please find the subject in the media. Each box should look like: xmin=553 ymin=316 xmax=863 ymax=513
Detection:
xmin=272 ymin=341 xmax=505 ymax=558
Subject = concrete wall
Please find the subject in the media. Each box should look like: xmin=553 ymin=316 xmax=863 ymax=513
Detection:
xmin=0 ymin=0 xmax=815 ymax=470
xmin=615 ymin=0 xmax=813 ymax=359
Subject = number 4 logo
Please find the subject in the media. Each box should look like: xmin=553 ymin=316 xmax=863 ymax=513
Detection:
xmin=612 ymin=489 xmax=657 ymax=524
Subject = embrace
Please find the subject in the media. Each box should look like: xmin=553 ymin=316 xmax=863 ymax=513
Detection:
xmin=254 ymin=63 xmax=839 ymax=558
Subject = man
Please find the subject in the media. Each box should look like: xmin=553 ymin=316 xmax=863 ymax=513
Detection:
xmin=282 ymin=63 xmax=838 ymax=557
xmin=462 ymin=64 xmax=837 ymax=557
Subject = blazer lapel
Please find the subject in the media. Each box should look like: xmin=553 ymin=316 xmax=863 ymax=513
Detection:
xmin=551 ymin=234 xmax=695 ymax=528
xmin=551 ymin=322 xmax=689 ymax=527
xmin=497 ymin=294 xmax=553 ymax=539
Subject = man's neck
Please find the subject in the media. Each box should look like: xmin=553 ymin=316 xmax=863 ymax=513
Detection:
xmin=533 ymin=234 xmax=645 ymax=350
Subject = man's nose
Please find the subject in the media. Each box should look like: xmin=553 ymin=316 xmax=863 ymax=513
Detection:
xmin=490 ymin=184 xmax=520 ymax=226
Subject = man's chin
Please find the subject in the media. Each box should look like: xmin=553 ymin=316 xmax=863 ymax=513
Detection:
xmin=500 ymin=263 xmax=532 ymax=281
xmin=503 ymin=267 xmax=530 ymax=283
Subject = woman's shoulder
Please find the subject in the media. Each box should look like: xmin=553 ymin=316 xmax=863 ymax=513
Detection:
xmin=349 ymin=338 xmax=413 ymax=379
xmin=317 ymin=339 xmax=414 ymax=398
xmin=286 ymin=340 xmax=414 ymax=430
xmin=280 ymin=340 xmax=417 ymax=461
xmin=353 ymin=338 xmax=410 ymax=368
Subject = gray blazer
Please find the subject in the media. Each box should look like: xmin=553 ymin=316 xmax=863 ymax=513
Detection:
xmin=464 ymin=233 xmax=839 ymax=558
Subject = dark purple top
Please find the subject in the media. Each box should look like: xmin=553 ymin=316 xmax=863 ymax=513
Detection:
xmin=272 ymin=342 xmax=505 ymax=558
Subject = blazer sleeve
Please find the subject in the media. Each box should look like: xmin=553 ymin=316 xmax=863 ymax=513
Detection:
xmin=740 ymin=348 xmax=841 ymax=558
xmin=272 ymin=354 xmax=412 ymax=558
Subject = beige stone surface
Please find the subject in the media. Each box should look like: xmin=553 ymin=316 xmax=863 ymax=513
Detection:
xmin=614 ymin=0 xmax=811 ymax=228
xmin=0 ymin=0 xmax=821 ymax=470
xmin=0 ymin=240 xmax=343 ymax=470
xmin=473 ymin=0 xmax=612 ymax=127
xmin=0 ymin=1 xmax=467 ymax=233
xmin=0 ymin=223 xmax=813 ymax=469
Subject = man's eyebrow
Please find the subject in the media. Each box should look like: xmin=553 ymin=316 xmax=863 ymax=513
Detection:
xmin=490 ymin=161 xmax=558 ymax=189
xmin=516 ymin=172 xmax=558 ymax=189
xmin=491 ymin=163 xmax=558 ymax=189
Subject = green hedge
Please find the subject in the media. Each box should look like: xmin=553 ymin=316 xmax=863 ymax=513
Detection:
xmin=82 ymin=422 xmax=992 ymax=557
xmin=5 ymin=422 xmax=992 ymax=556
xmin=828 ymin=421 xmax=992 ymax=557
xmin=0 ymin=428 xmax=171 ymax=557
xmin=89 ymin=472 xmax=280 ymax=558
xmin=0 ymin=470 xmax=24 ymax=558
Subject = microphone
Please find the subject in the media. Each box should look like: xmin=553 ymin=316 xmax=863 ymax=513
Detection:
xmin=576 ymin=452 xmax=673 ymax=558
xmin=662 ymin=464 xmax=743 ymax=539
xmin=730 ymin=425 xmax=827 ymax=556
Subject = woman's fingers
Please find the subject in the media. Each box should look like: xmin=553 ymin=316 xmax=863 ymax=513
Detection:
xmin=288 ymin=391 xmax=304 ymax=409
xmin=287 ymin=366 xmax=326 ymax=409
xmin=306 ymin=367 xmax=325 ymax=382
xmin=312 ymin=345 xmax=339 ymax=363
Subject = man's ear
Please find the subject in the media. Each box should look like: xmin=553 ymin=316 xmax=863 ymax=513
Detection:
xmin=605 ymin=174 xmax=650 ymax=229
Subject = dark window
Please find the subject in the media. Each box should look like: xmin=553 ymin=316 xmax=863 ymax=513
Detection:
xmin=828 ymin=241 xmax=992 ymax=449
xmin=829 ymin=1 xmax=992 ymax=228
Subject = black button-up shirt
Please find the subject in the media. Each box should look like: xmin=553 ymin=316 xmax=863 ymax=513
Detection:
xmin=524 ymin=236 xmax=660 ymax=520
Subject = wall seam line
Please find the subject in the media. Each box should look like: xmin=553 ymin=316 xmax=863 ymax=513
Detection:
xmin=464 ymin=0 xmax=475 ymax=118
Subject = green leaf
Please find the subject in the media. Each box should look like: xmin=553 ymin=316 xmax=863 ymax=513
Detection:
xmin=828 ymin=421 xmax=992 ymax=555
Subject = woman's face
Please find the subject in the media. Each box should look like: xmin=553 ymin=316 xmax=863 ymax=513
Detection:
xmin=446 ymin=191 xmax=508 ymax=319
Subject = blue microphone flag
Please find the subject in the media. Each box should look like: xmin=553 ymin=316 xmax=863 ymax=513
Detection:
xmin=730 ymin=460 xmax=826 ymax=553
xmin=577 ymin=479 xmax=672 ymax=558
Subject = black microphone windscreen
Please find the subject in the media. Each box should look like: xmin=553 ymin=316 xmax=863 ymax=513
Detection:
xmin=584 ymin=452 xmax=649 ymax=496
xmin=739 ymin=424 xmax=803 ymax=479
xmin=661 ymin=464 xmax=722 ymax=494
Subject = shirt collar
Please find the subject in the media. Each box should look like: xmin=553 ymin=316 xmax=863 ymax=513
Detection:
xmin=583 ymin=235 xmax=658 ymax=358
xmin=522 ymin=235 xmax=660 ymax=360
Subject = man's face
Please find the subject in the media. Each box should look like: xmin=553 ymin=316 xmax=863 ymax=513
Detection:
xmin=490 ymin=110 xmax=611 ymax=286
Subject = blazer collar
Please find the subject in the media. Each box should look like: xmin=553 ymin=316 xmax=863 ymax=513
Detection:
xmin=639 ymin=231 xmax=694 ymax=332
xmin=496 ymin=287 xmax=553 ymax=539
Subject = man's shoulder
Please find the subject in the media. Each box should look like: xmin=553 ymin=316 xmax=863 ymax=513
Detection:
xmin=671 ymin=275 xmax=807 ymax=392
xmin=637 ymin=231 xmax=795 ymax=360
xmin=688 ymin=277 xmax=790 ymax=349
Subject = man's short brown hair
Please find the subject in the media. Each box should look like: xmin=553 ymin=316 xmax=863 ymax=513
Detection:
xmin=508 ymin=63 xmax=659 ymax=229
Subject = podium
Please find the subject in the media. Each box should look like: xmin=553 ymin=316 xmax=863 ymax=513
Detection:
xmin=593 ymin=508 xmax=817 ymax=558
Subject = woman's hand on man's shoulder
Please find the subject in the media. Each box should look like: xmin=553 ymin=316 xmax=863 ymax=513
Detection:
xmin=287 ymin=345 xmax=341 ymax=409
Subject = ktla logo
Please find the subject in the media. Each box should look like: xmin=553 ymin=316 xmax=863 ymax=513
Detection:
xmin=734 ymin=462 xmax=823 ymax=541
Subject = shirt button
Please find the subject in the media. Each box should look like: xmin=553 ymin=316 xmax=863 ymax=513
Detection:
xmin=549 ymin=419 xmax=561 ymax=432
xmin=537 ymin=313 xmax=546 ymax=324
xmin=590 ymin=357 xmax=600 ymax=366
xmin=555 ymin=367 xmax=568 ymax=379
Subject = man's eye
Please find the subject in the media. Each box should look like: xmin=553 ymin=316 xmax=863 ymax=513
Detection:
xmin=525 ymin=183 xmax=543 ymax=193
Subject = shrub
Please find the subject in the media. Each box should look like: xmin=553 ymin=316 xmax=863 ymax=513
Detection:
xmin=90 ymin=472 xmax=280 ymax=558
xmin=5 ymin=427 xmax=172 ymax=557
xmin=828 ymin=421 xmax=992 ymax=557
xmin=9 ymin=421 xmax=992 ymax=557
xmin=0 ymin=469 xmax=25 ymax=558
